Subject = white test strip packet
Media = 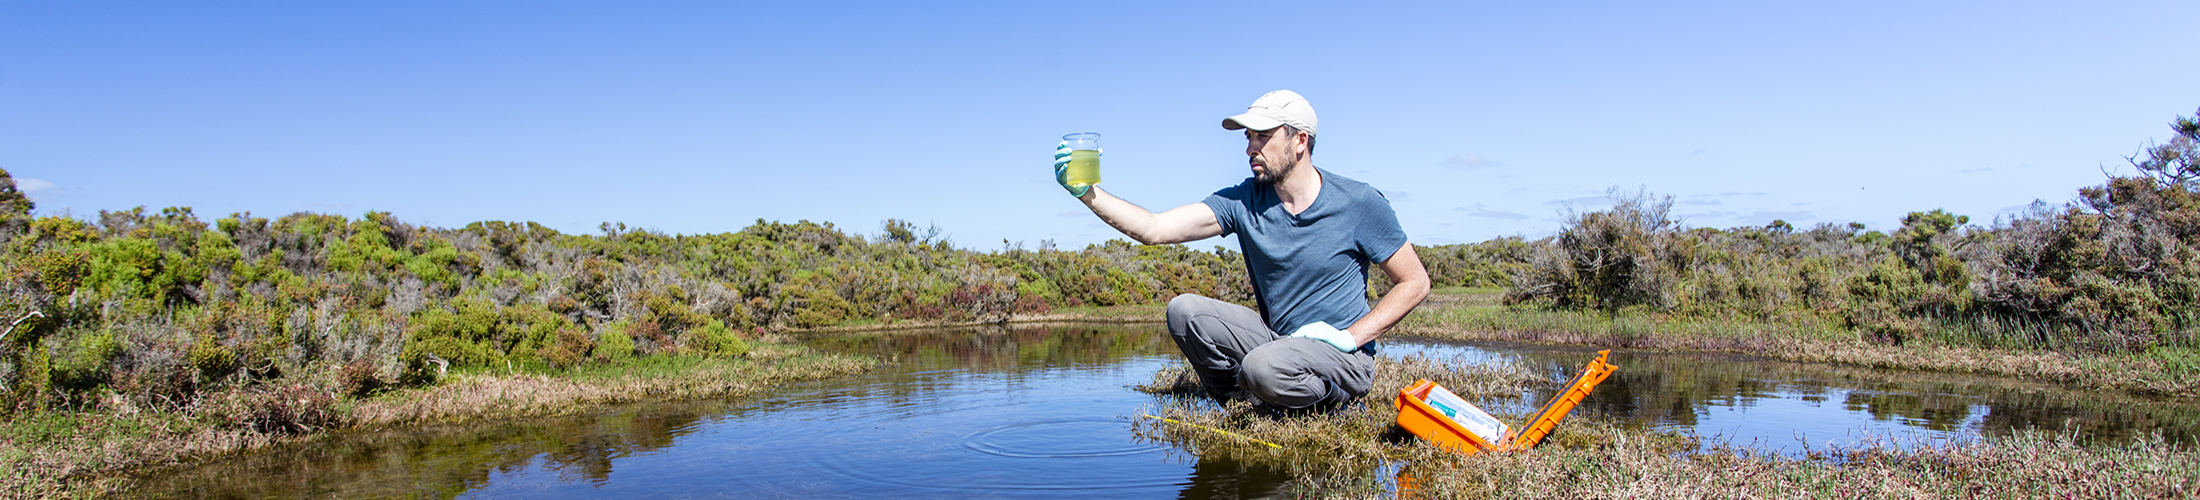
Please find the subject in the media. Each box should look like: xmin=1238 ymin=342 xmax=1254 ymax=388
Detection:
xmin=1421 ymin=384 xmax=1509 ymax=445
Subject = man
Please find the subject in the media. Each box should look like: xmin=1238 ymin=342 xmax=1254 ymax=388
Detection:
xmin=1052 ymin=90 xmax=1431 ymax=412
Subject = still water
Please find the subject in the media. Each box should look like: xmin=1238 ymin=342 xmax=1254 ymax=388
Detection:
xmin=129 ymin=325 xmax=2200 ymax=498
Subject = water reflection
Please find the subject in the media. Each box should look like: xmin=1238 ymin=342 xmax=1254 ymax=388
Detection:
xmin=132 ymin=402 xmax=734 ymax=499
xmin=127 ymin=324 xmax=1293 ymax=499
xmin=125 ymin=328 xmax=2200 ymax=498
xmin=1386 ymin=340 xmax=2200 ymax=451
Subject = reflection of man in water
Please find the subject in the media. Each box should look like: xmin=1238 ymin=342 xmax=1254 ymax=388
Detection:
xmin=1053 ymin=90 xmax=1430 ymax=412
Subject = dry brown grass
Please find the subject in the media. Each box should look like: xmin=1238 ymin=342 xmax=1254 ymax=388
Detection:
xmin=1388 ymin=427 xmax=2198 ymax=499
xmin=349 ymin=347 xmax=871 ymax=427
xmin=1134 ymin=356 xmax=2200 ymax=499
xmin=0 ymin=345 xmax=875 ymax=499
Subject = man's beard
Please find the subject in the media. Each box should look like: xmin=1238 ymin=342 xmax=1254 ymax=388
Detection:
xmin=1253 ymin=157 xmax=1296 ymax=184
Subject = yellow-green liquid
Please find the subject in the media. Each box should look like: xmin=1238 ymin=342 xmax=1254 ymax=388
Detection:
xmin=1066 ymin=149 xmax=1102 ymax=187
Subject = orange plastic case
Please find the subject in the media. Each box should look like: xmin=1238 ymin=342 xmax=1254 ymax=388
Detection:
xmin=1397 ymin=379 xmax=1503 ymax=454
xmin=1394 ymin=349 xmax=1618 ymax=454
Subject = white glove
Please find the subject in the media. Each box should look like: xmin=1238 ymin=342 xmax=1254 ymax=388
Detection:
xmin=1288 ymin=321 xmax=1359 ymax=353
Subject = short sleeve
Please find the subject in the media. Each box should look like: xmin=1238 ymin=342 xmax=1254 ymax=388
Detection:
xmin=1356 ymin=193 xmax=1409 ymax=263
xmin=1202 ymin=181 xmax=1253 ymax=237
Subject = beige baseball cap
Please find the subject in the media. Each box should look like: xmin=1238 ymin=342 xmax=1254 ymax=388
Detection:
xmin=1221 ymin=89 xmax=1318 ymax=136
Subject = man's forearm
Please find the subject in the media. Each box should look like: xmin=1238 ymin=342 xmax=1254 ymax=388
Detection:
xmin=1347 ymin=276 xmax=1429 ymax=345
xmin=1346 ymin=243 xmax=1433 ymax=346
xmin=1079 ymin=186 xmax=1222 ymax=245
xmin=1080 ymin=187 xmax=1158 ymax=243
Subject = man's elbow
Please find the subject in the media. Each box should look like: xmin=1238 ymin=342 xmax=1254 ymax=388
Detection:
xmin=1395 ymin=275 xmax=1432 ymax=301
xmin=1409 ymin=279 xmax=1433 ymax=300
xmin=1123 ymin=227 xmax=1184 ymax=245
xmin=1122 ymin=229 xmax=1163 ymax=245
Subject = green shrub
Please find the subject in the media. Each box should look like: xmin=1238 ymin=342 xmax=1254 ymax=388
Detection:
xmin=405 ymin=246 xmax=462 ymax=288
xmin=790 ymin=286 xmax=854 ymax=328
xmin=690 ymin=320 xmax=749 ymax=358
xmin=85 ymin=238 xmax=163 ymax=301
xmin=188 ymin=331 xmax=237 ymax=379
xmin=594 ymin=323 xmax=636 ymax=363
xmin=21 ymin=247 xmax=90 ymax=298
xmin=49 ymin=329 xmax=122 ymax=393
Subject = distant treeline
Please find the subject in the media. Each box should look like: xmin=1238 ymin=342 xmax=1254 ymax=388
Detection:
xmin=1507 ymin=108 xmax=2200 ymax=353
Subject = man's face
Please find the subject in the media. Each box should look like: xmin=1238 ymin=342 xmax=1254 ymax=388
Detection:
xmin=1244 ymin=126 xmax=1305 ymax=184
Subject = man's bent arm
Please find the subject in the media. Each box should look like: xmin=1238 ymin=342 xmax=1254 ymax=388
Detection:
xmin=1079 ymin=186 xmax=1224 ymax=245
xmin=1346 ymin=242 xmax=1431 ymax=346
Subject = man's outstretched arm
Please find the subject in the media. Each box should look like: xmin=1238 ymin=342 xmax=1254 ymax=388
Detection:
xmin=1078 ymin=186 xmax=1224 ymax=245
xmin=1345 ymin=242 xmax=1431 ymax=346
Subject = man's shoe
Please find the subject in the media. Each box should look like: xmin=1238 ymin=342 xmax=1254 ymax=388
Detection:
xmin=1200 ymin=374 xmax=1250 ymax=403
xmin=1207 ymin=387 xmax=1253 ymax=403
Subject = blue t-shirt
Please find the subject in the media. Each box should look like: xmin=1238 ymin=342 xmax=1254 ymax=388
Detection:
xmin=1203 ymin=167 xmax=1409 ymax=335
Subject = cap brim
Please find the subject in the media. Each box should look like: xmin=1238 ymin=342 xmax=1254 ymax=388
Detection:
xmin=1222 ymin=113 xmax=1285 ymax=131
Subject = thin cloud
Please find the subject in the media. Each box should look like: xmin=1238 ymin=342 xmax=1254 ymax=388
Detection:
xmin=1678 ymin=194 xmax=1723 ymax=206
xmin=1455 ymin=204 xmax=1529 ymax=220
xmin=1385 ymin=190 xmax=1412 ymax=202
xmin=1542 ymin=195 xmax=1613 ymax=207
xmin=1965 ymin=163 xmax=2034 ymax=174
xmin=14 ymin=178 xmax=54 ymax=203
xmin=1440 ymin=155 xmax=1504 ymax=171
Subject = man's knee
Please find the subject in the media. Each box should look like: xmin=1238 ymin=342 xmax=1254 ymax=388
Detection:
xmin=1166 ymin=293 xmax=1206 ymax=319
xmin=1239 ymin=340 xmax=1328 ymax=408
xmin=1165 ymin=294 xmax=1208 ymax=338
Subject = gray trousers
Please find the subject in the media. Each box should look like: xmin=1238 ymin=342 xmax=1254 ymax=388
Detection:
xmin=1164 ymin=294 xmax=1375 ymax=410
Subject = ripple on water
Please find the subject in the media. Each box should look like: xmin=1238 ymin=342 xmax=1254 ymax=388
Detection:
xmin=963 ymin=419 xmax=1168 ymax=459
xmin=788 ymin=376 xmax=1190 ymax=493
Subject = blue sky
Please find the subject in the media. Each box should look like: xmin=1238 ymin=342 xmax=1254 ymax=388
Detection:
xmin=4 ymin=1 xmax=2195 ymax=248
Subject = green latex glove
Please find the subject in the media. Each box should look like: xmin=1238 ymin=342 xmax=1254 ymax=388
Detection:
xmin=1053 ymin=141 xmax=1095 ymax=198
xmin=1288 ymin=321 xmax=1360 ymax=353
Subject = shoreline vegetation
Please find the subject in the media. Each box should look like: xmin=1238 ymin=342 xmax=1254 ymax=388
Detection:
xmin=4 ymin=343 xmax=875 ymax=498
xmin=1131 ymin=357 xmax=2200 ymax=499
xmin=1396 ymin=287 xmax=2200 ymax=398
xmin=0 ymin=108 xmax=2193 ymax=497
